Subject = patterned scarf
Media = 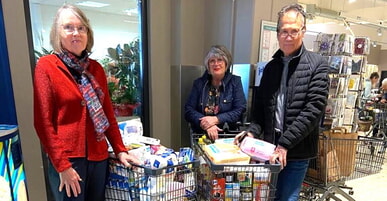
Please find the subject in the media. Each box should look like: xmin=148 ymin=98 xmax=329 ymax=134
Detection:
xmin=58 ymin=51 xmax=110 ymax=141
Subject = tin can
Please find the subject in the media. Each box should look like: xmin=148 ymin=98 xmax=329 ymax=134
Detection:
xmin=240 ymin=187 xmax=253 ymax=200
xmin=225 ymin=172 xmax=234 ymax=183
xmin=225 ymin=183 xmax=233 ymax=201
xmin=237 ymin=172 xmax=252 ymax=188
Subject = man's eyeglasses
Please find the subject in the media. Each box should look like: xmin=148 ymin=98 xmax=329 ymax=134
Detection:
xmin=278 ymin=27 xmax=304 ymax=38
xmin=62 ymin=24 xmax=88 ymax=34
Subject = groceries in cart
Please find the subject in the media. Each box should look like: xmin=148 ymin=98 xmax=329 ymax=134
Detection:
xmin=239 ymin=136 xmax=276 ymax=162
xmin=192 ymin=133 xmax=281 ymax=201
xmin=202 ymin=140 xmax=251 ymax=164
xmin=196 ymin=133 xmax=276 ymax=164
xmin=107 ymin=118 xmax=144 ymax=153
xmin=106 ymin=124 xmax=198 ymax=201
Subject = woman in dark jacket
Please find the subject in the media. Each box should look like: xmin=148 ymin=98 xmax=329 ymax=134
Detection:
xmin=185 ymin=45 xmax=246 ymax=140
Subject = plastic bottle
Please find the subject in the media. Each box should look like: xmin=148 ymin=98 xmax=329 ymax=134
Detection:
xmin=202 ymin=135 xmax=212 ymax=144
xmin=198 ymin=137 xmax=205 ymax=147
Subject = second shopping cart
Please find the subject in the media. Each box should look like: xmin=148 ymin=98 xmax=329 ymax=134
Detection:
xmin=191 ymin=133 xmax=281 ymax=201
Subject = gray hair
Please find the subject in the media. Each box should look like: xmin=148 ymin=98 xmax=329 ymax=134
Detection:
xmin=204 ymin=45 xmax=233 ymax=71
xmin=276 ymin=4 xmax=306 ymax=32
xmin=50 ymin=4 xmax=94 ymax=53
xmin=382 ymin=78 xmax=387 ymax=87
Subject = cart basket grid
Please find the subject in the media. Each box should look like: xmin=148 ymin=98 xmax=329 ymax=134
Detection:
xmin=105 ymin=158 xmax=199 ymax=201
xmin=192 ymin=133 xmax=281 ymax=201
xmin=306 ymin=135 xmax=386 ymax=186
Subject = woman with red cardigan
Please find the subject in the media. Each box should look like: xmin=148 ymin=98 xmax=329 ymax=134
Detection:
xmin=33 ymin=4 xmax=138 ymax=201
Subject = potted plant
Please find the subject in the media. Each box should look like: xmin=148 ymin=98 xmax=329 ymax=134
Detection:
xmin=34 ymin=47 xmax=54 ymax=61
xmin=103 ymin=38 xmax=141 ymax=116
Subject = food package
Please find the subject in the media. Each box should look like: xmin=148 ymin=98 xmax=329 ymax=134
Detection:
xmin=107 ymin=117 xmax=144 ymax=152
xmin=239 ymin=137 xmax=275 ymax=162
xmin=128 ymin=145 xmax=151 ymax=165
xmin=144 ymin=151 xmax=178 ymax=171
xmin=203 ymin=143 xmax=250 ymax=164
xmin=214 ymin=138 xmax=235 ymax=144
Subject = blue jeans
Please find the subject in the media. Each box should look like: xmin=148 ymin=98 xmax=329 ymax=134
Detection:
xmin=48 ymin=157 xmax=108 ymax=201
xmin=275 ymin=159 xmax=309 ymax=201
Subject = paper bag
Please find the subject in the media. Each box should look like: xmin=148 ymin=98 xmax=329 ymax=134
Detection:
xmin=322 ymin=127 xmax=358 ymax=177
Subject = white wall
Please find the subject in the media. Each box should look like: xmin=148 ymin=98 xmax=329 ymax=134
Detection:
xmin=379 ymin=50 xmax=387 ymax=71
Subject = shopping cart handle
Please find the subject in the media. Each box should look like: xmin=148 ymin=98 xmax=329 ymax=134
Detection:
xmin=237 ymin=131 xmax=248 ymax=143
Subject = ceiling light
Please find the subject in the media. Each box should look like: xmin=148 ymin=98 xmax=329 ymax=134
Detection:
xmin=372 ymin=41 xmax=377 ymax=47
xmin=76 ymin=1 xmax=110 ymax=8
xmin=377 ymin=28 xmax=382 ymax=36
xmin=348 ymin=0 xmax=356 ymax=3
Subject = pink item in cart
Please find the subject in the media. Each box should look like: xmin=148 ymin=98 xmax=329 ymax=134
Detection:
xmin=239 ymin=137 xmax=276 ymax=162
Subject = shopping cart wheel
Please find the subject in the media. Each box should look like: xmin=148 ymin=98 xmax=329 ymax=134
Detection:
xmin=349 ymin=190 xmax=354 ymax=195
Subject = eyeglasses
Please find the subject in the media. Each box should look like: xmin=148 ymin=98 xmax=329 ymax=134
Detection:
xmin=209 ymin=58 xmax=224 ymax=65
xmin=62 ymin=24 xmax=88 ymax=34
xmin=278 ymin=27 xmax=304 ymax=38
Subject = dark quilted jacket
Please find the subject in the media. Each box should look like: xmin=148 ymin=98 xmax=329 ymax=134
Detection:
xmin=248 ymin=44 xmax=329 ymax=160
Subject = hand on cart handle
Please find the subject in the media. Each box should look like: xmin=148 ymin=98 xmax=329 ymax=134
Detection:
xmin=270 ymin=145 xmax=287 ymax=170
xmin=233 ymin=131 xmax=254 ymax=145
xmin=206 ymin=125 xmax=223 ymax=140
xmin=199 ymin=116 xmax=219 ymax=130
xmin=118 ymin=151 xmax=141 ymax=168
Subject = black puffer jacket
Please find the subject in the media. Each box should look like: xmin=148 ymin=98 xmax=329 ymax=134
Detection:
xmin=248 ymin=44 xmax=329 ymax=160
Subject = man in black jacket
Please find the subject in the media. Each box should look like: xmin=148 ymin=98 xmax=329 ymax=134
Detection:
xmin=236 ymin=4 xmax=329 ymax=201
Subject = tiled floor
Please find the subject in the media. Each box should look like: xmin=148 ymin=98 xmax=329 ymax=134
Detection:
xmin=300 ymin=157 xmax=386 ymax=201
xmin=343 ymin=131 xmax=387 ymax=201
xmin=345 ymin=157 xmax=387 ymax=201
xmin=300 ymin=131 xmax=387 ymax=201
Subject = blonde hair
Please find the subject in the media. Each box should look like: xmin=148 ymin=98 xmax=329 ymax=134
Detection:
xmin=50 ymin=4 xmax=94 ymax=53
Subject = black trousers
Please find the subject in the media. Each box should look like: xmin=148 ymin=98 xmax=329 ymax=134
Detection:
xmin=48 ymin=157 xmax=108 ymax=201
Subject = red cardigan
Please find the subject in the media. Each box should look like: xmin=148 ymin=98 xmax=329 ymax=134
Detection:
xmin=33 ymin=54 xmax=126 ymax=172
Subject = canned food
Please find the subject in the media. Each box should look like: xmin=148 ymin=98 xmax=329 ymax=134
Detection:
xmin=240 ymin=187 xmax=253 ymax=200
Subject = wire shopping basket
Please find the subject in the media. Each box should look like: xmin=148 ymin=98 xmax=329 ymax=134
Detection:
xmin=300 ymin=132 xmax=386 ymax=201
xmin=105 ymin=158 xmax=199 ymax=201
xmin=191 ymin=133 xmax=281 ymax=201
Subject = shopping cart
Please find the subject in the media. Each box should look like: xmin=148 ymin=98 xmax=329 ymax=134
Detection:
xmin=105 ymin=158 xmax=199 ymax=201
xmin=191 ymin=133 xmax=281 ymax=201
xmin=363 ymin=102 xmax=387 ymax=139
xmin=299 ymin=134 xmax=386 ymax=201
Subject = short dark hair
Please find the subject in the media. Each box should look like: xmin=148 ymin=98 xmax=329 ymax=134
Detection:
xmin=370 ymin=72 xmax=379 ymax=79
xmin=276 ymin=4 xmax=306 ymax=32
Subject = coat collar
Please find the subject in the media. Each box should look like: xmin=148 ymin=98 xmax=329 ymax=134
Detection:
xmin=200 ymin=70 xmax=233 ymax=86
xmin=272 ymin=43 xmax=306 ymax=60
